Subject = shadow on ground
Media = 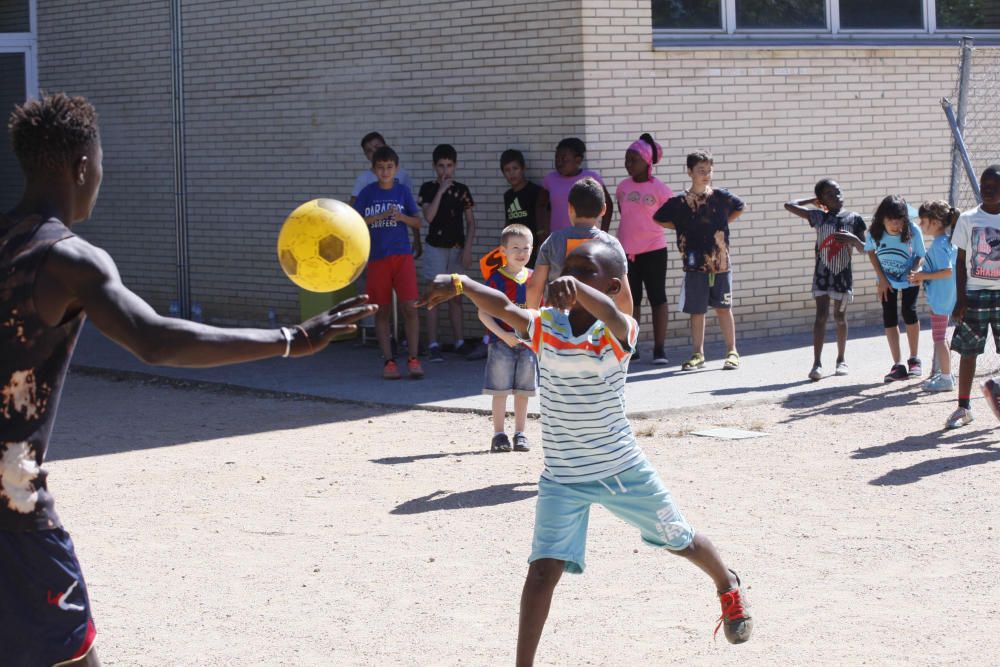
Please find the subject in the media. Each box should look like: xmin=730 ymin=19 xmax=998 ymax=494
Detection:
xmin=390 ymin=483 xmax=537 ymax=514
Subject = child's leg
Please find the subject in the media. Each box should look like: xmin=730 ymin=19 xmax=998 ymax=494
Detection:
xmin=901 ymin=286 xmax=920 ymax=359
xmin=644 ymin=250 xmax=669 ymax=351
xmin=426 ymin=296 xmax=440 ymax=346
xmin=375 ymin=307 xmax=393 ymax=359
xmin=652 ymin=303 xmax=668 ymax=350
xmin=812 ymin=296 xmax=830 ymax=366
xmin=627 ymin=258 xmax=643 ymax=328
xmin=833 ymin=298 xmax=849 ymax=363
xmin=689 ymin=313 xmax=706 ymax=355
xmin=516 ymin=559 xmax=564 ymax=667
xmin=881 ymin=288 xmax=902 ymax=363
xmin=447 ymin=298 xmax=464 ymax=346
xmin=513 ymin=394 xmax=529 ymax=433
xmin=716 ymin=307 xmax=737 ymax=353
xmin=492 ymin=394 xmax=507 ymax=433
xmin=669 ymin=533 xmax=739 ymax=593
xmin=931 ymin=315 xmax=952 ymax=375
xmin=401 ymin=300 xmax=420 ymax=358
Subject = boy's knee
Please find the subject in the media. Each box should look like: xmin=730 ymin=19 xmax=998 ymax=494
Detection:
xmin=833 ymin=309 xmax=846 ymax=324
xmin=526 ymin=559 xmax=564 ymax=587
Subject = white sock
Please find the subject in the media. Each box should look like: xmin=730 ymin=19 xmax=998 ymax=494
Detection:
xmin=495 ymin=432 xmax=505 ymax=437
xmin=455 ymin=339 xmax=465 ymax=350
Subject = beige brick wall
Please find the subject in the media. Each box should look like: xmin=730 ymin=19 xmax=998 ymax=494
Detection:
xmin=580 ymin=0 xmax=959 ymax=345
xmin=36 ymin=0 xmax=967 ymax=349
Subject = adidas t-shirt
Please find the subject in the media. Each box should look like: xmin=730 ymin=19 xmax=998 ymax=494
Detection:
xmin=504 ymin=181 xmax=542 ymax=266
xmin=523 ymin=307 xmax=645 ymax=484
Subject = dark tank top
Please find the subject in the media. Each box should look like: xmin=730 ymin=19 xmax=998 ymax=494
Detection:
xmin=0 ymin=214 xmax=84 ymax=531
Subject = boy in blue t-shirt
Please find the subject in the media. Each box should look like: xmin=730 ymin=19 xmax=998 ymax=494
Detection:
xmin=479 ymin=223 xmax=537 ymax=453
xmin=353 ymin=145 xmax=424 ymax=380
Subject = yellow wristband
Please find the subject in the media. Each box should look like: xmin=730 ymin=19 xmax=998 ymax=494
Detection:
xmin=451 ymin=273 xmax=463 ymax=295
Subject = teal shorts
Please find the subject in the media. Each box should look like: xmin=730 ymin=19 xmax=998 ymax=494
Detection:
xmin=529 ymin=460 xmax=695 ymax=574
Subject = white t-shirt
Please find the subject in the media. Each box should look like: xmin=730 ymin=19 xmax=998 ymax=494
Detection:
xmin=351 ymin=166 xmax=413 ymax=198
xmin=951 ymin=205 xmax=1000 ymax=291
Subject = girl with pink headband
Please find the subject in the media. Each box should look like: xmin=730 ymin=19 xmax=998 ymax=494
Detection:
xmin=615 ymin=133 xmax=674 ymax=364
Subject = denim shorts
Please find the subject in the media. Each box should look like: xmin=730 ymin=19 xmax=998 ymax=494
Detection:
xmin=529 ymin=460 xmax=695 ymax=574
xmin=483 ymin=341 xmax=537 ymax=396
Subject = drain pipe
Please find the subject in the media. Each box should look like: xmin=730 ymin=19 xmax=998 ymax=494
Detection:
xmin=169 ymin=0 xmax=191 ymax=318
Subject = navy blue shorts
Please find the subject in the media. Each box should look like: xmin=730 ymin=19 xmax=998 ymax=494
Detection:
xmin=0 ymin=528 xmax=96 ymax=666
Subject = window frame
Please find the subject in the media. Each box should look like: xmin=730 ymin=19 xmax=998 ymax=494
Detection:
xmin=652 ymin=0 xmax=1000 ymax=47
xmin=0 ymin=0 xmax=37 ymax=97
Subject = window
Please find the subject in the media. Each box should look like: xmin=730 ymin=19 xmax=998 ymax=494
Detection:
xmin=1 ymin=0 xmax=36 ymax=210
xmin=652 ymin=0 xmax=1000 ymax=40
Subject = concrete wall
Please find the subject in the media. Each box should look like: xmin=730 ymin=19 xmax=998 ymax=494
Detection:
xmin=36 ymin=0 xmax=968 ymax=346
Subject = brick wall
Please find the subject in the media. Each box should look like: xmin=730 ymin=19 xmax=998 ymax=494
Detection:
xmin=36 ymin=1 xmax=966 ymax=347
xmin=580 ymin=0 xmax=958 ymax=345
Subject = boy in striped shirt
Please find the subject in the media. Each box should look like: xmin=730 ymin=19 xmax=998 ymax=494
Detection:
xmin=420 ymin=180 xmax=752 ymax=665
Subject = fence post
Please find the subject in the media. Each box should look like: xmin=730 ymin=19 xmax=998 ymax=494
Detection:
xmin=949 ymin=36 xmax=974 ymax=206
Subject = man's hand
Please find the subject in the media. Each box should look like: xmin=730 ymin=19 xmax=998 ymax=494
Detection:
xmin=417 ymin=274 xmax=460 ymax=310
xmin=953 ymin=295 xmax=967 ymax=322
xmin=461 ymin=245 xmax=472 ymax=270
xmin=877 ymin=282 xmax=893 ymax=303
xmin=499 ymin=331 xmax=521 ymax=348
xmin=547 ymin=276 xmax=578 ymax=311
xmin=412 ymin=234 xmax=423 ymax=259
xmin=437 ymin=178 xmax=454 ymax=196
xmin=296 ymin=294 xmax=377 ymax=356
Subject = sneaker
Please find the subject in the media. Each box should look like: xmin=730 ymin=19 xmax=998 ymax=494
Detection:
xmin=464 ymin=343 xmax=488 ymax=360
xmin=490 ymin=433 xmax=512 ymax=453
xmin=383 ymin=359 xmax=401 ymax=380
xmin=428 ymin=344 xmax=444 ymax=363
xmin=407 ymin=357 xmax=424 ymax=379
xmin=715 ymin=570 xmax=753 ymax=644
xmin=924 ymin=373 xmax=955 ymax=392
xmin=513 ymin=433 xmax=530 ymax=452
xmin=981 ymin=378 xmax=1000 ymax=422
xmin=945 ymin=407 xmax=974 ymax=429
xmin=835 ymin=361 xmax=849 ymax=376
xmin=652 ymin=348 xmax=669 ymax=365
xmin=884 ymin=364 xmax=908 ymax=382
xmin=907 ymin=356 xmax=923 ymax=377
xmin=808 ymin=365 xmax=823 ymax=381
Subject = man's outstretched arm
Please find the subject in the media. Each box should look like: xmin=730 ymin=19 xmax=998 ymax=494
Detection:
xmin=37 ymin=237 xmax=376 ymax=367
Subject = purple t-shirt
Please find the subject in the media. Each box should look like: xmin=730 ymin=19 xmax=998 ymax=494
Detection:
xmin=353 ymin=182 xmax=419 ymax=261
xmin=542 ymin=169 xmax=604 ymax=233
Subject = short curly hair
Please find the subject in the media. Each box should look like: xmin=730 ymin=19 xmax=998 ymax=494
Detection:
xmin=8 ymin=92 xmax=100 ymax=175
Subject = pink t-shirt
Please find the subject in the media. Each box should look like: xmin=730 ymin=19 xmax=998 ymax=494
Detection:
xmin=615 ymin=176 xmax=674 ymax=258
xmin=542 ymin=169 xmax=605 ymax=233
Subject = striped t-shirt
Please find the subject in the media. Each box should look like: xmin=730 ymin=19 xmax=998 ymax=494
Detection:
xmin=524 ymin=307 xmax=645 ymax=483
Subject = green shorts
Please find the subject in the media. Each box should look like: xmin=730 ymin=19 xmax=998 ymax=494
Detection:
xmin=950 ymin=290 xmax=1000 ymax=356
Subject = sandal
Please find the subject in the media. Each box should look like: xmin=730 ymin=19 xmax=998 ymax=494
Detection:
xmin=723 ymin=350 xmax=741 ymax=370
xmin=682 ymin=352 xmax=705 ymax=371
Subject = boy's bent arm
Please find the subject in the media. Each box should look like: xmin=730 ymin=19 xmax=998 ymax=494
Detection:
xmin=552 ymin=277 xmax=631 ymax=343
xmin=478 ymin=310 xmax=512 ymax=341
xmin=600 ymin=186 xmax=614 ymax=232
xmin=535 ymin=189 xmax=550 ymax=248
xmin=784 ymin=198 xmax=815 ymax=219
xmin=40 ymin=237 xmax=374 ymax=366
xmin=526 ymin=264 xmax=549 ymax=309
xmin=395 ymin=211 xmax=422 ymax=229
xmin=421 ymin=275 xmax=532 ymax=335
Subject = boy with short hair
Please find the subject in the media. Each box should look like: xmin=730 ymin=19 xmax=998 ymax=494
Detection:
xmin=419 ymin=144 xmax=477 ymax=361
xmin=654 ymin=150 xmax=745 ymax=371
xmin=501 ymin=149 xmax=545 ymax=268
xmin=420 ymin=205 xmax=752 ymax=663
xmin=526 ymin=177 xmax=633 ymax=315
xmin=479 ymin=224 xmax=537 ymax=452
xmin=947 ymin=165 xmax=1000 ymax=429
xmin=353 ymin=145 xmax=424 ymax=379
xmin=350 ymin=131 xmax=421 ymax=258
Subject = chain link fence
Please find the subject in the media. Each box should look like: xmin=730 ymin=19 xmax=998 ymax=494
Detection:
xmin=944 ymin=37 xmax=1000 ymax=377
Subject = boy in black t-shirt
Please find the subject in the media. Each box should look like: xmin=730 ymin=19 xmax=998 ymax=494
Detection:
xmin=654 ymin=150 xmax=745 ymax=372
xmin=501 ymin=149 xmax=544 ymax=268
xmin=418 ymin=144 xmax=477 ymax=361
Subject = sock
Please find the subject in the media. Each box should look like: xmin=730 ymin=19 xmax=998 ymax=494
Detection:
xmin=429 ymin=341 xmax=440 ymax=348
xmin=455 ymin=339 xmax=465 ymax=350
xmin=495 ymin=431 xmax=505 ymax=437
xmin=514 ymin=431 xmax=525 ymax=437
xmin=409 ymin=356 xmax=418 ymax=362
xmin=958 ymin=397 xmax=971 ymax=410
xmin=482 ymin=334 xmax=489 ymax=344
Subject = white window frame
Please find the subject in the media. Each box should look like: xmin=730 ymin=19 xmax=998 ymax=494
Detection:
xmin=653 ymin=0 xmax=1000 ymax=46
xmin=0 ymin=0 xmax=38 ymax=97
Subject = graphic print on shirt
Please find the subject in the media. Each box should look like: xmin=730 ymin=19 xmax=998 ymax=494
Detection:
xmin=970 ymin=226 xmax=1000 ymax=280
xmin=507 ymin=197 xmax=527 ymax=220
xmin=0 ymin=441 xmax=41 ymax=513
xmin=875 ymin=239 xmax=915 ymax=284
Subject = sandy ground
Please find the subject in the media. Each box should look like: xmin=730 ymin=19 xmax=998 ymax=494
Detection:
xmin=47 ymin=372 xmax=998 ymax=666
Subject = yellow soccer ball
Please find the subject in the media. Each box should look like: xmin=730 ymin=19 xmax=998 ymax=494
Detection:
xmin=277 ymin=198 xmax=370 ymax=292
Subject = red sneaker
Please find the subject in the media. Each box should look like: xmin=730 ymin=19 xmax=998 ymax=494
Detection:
xmin=715 ymin=570 xmax=753 ymax=644
xmin=407 ymin=357 xmax=424 ymax=379
xmin=383 ymin=359 xmax=401 ymax=380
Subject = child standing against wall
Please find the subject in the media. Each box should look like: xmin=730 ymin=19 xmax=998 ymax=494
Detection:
xmin=864 ymin=195 xmax=925 ymax=382
xmin=538 ymin=137 xmax=614 ymax=235
xmin=784 ymin=179 xmax=866 ymax=381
